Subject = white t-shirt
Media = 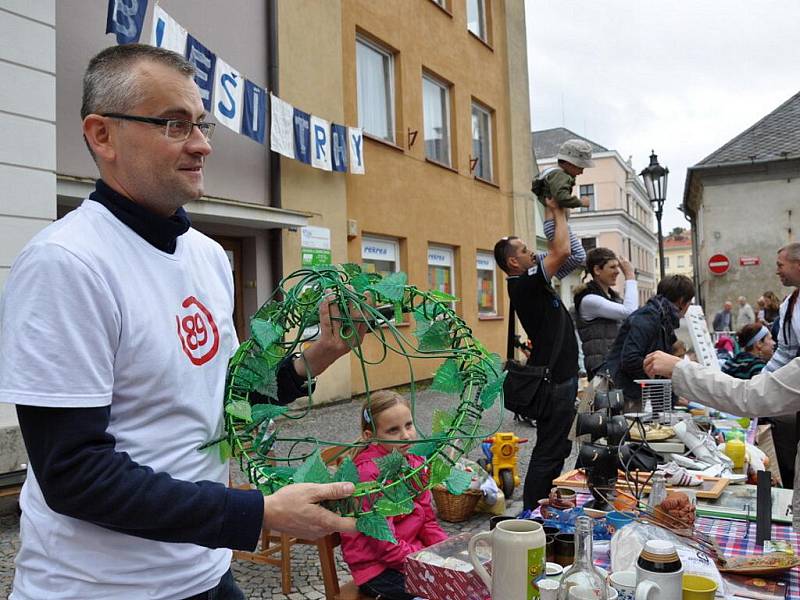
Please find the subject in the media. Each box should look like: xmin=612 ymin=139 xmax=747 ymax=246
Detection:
xmin=577 ymin=279 xmax=639 ymax=322
xmin=0 ymin=200 xmax=237 ymax=600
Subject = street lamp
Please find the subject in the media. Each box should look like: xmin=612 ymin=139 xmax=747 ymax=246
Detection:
xmin=640 ymin=150 xmax=669 ymax=280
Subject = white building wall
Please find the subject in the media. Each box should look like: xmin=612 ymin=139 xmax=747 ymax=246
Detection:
xmin=0 ymin=0 xmax=56 ymax=473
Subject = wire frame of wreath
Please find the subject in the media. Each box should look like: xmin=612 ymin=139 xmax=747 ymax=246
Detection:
xmin=220 ymin=263 xmax=506 ymax=542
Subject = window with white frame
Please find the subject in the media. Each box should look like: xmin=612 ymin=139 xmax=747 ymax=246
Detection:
xmin=362 ymin=235 xmax=400 ymax=278
xmin=579 ymin=184 xmax=595 ymax=212
xmin=471 ymin=102 xmax=493 ymax=181
xmin=467 ymin=0 xmax=487 ymax=41
xmin=427 ymin=245 xmax=456 ymax=306
xmin=356 ymin=36 xmax=395 ymax=143
xmin=422 ymin=74 xmax=451 ymax=166
xmin=476 ymin=252 xmax=497 ymax=315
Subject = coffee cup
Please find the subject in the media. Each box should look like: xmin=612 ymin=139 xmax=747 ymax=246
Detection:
xmin=682 ymin=574 xmax=717 ymax=600
xmin=538 ymin=577 xmax=560 ymax=600
xmin=554 ymin=533 xmax=575 ymax=567
xmin=609 ymin=570 xmax=637 ymax=600
xmin=468 ymin=519 xmax=546 ymax=599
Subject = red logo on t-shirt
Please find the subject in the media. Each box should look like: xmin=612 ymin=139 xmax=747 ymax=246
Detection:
xmin=176 ymin=296 xmax=220 ymax=365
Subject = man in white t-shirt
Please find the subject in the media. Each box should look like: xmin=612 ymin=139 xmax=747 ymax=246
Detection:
xmin=0 ymin=44 xmax=358 ymax=600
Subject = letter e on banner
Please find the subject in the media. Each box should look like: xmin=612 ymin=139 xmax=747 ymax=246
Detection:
xmin=186 ymin=35 xmax=216 ymax=112
xmin=348 ymin=127 xmax=365 ymax=174
xmin=213 ymin=58 xmax=243 ymax=133
xmin=310 ymin=116 xmax=332 ymax=171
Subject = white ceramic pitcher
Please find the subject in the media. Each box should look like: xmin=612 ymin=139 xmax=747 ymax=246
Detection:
xmin=468 ymin=519 xmax=546 ymax=599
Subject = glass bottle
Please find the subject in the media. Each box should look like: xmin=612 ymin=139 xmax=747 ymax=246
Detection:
xmin=647 ymin=472 xmax=667 ymax=509
xmin=557 ymin=516 xmax=607 ymax=600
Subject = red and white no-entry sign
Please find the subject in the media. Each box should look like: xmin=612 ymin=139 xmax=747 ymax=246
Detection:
xmin=708 ymin=254 xmax=730 ymax=275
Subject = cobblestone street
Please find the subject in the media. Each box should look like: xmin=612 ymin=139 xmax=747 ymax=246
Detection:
xmin=0 ymin=388 xmax=568 ymax=599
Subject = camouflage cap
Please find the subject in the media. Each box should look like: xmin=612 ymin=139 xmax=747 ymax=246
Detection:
xmin=557 ymin=139 xmax=595 ymax=169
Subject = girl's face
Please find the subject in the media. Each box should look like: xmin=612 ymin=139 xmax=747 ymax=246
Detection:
xmin=367 ymin=403 xmax=417 ymax=454
xmin=593 ymin=259 xmax=620 ymax=288
xmin=754 ymin=332 xmax=775 ymax=360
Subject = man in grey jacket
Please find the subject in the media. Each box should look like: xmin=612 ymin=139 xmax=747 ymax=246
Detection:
xmin=643 ymin=350 xmax=800 ymax=530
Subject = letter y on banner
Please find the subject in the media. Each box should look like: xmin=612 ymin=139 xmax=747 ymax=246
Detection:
xmin=348 ymin=127 xmax=365 ymax=174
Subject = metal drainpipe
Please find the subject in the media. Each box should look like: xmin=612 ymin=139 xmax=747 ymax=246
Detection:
xmin=267 ymin=0 xmax=283 ymax=297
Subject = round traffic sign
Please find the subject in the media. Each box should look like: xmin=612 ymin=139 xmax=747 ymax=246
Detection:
xmin=708 ymin=253 xmax=730 ymax=275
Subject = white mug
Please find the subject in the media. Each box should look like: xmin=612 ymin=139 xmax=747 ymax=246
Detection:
xmin=609 ymin=570 xmax=637 ymax=600
xmin=538 ymin=578 xmax=560 ymax=600
xmin=468 ymin=519 xmax=546 ymax=599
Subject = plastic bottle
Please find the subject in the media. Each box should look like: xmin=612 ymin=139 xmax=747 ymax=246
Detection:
xmin=724 ymin=432 xmax=746 ymax=469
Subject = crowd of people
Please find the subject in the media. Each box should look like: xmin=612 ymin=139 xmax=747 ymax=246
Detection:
xmin=1 ymin=42 xmax=799 ymax=600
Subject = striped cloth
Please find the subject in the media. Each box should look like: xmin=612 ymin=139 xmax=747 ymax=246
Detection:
xmin=538 ymin=219 xmax=586 ymax=281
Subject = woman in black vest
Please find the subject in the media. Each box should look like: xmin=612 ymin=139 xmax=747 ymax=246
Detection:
xmin=574 ymin=248 xmax=639 ymax=379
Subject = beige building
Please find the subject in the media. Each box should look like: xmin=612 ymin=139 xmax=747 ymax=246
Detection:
xmin=532 ymin=128 xmax=658 ymax=307
xmin=658 ymin=229 xmax=694 ymax=279
xmin=0 ymin=1 xmax=534 ymax=468
xmin=683 ymin=91 xmax=800 ymax=310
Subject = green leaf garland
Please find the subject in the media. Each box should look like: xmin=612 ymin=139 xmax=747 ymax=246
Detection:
xmin=356 ymin=512 xmax=397 ymax=544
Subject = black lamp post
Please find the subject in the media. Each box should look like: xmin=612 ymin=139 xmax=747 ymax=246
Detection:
xmin=640 ymin=151 xmax=669 ymax=280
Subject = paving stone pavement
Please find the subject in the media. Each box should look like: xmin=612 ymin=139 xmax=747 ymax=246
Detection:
xmin=0 ymin=387 xmax=577 ymax=599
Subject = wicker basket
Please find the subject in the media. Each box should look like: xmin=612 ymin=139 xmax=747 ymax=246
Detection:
xmin=431 ymin=485 xmax=482 ymax=522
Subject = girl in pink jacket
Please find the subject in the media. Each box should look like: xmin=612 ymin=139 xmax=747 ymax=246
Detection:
xmin=340 ymin=390 xmax=448 ymax=600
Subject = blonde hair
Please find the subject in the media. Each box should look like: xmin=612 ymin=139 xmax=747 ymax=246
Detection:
xmin=343 ymin=390 xmax=410 ymax=461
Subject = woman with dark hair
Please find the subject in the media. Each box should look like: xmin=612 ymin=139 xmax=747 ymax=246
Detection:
xmin=573 ymin=248 xmax=638 ymax=379
xmin=722 ymin=323 xmax=775 ymax=379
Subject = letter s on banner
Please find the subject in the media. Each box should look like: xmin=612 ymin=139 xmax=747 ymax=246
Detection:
xmin=213 ymin=57 xmax=243 ymax=133
xmin=348 ymin=127 xmax=365 ymax=175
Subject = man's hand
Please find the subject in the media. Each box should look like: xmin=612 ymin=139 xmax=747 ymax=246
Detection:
xmin=619 ymin=255 xmax=635 ymax=280
xmin=643 ymin=350 xmax=681 ymax=378
xmin=580 ymin=196 xmax=591 ymax=208
xmin=262 ymin=482 xmax=357 ymax=540
xmin=296 ymin=290 xmax=371 ymax=379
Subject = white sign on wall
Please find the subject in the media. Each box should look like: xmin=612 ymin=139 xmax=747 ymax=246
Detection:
xmin=362 ymin=238 xmax=397 ymax=261
xmin=476 ymin=253 xmax=495 ymax=271
xmin=428 ymin=247 xmax=453 ymax=267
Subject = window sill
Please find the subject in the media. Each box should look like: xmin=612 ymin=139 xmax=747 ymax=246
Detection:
xmin=474 ymin=175 xmax=499 ymax=188
xmin=424 ymin=157 xmax=458 ymax=174
xmin=468 ymin=30 xmax=493 ymax=51
xmin=428 ymin=0 xmax=453 ymax=17
xmin=363 ymin=132 xmax=405 ymax=153
xmin=478 ymin=314 xmax=503 ymax=321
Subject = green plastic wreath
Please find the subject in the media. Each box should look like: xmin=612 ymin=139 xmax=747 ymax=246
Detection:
xmin=219 ymin=264 xmax=505 ymax=542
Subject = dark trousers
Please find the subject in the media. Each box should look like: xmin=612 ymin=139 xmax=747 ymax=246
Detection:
xmin=762 ymin=414 xmax=797 ymax=487
xmin=359 ymin=568 xmax=416 ymax=600
xmin=523 ymin=376 xmax=578 ymax=510
xmin=182 ymin=569 xmax=245 ymax=600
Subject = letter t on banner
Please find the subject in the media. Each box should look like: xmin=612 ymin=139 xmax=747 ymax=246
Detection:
xmin=348 ymin=127 xmax=365 ymax=175
xmin=106 ymin=0 xmax=148 ymax=45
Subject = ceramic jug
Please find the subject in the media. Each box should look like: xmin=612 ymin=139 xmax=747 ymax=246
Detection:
xmin=468 ymin=519 xmax=546 ymax=599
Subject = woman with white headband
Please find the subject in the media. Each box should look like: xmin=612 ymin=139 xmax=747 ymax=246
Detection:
xmin=722 ymin=322 xmax=776 ymax=379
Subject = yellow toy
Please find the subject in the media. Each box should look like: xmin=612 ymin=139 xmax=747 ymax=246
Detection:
xmin=479 ymin=433 xmax=528 ymax=497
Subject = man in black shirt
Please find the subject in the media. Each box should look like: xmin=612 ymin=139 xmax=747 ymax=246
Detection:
xmin=494 ymin=199 xmax=580 ymax=509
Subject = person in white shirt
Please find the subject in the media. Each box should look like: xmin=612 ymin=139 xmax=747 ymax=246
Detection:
xmin=736 ymin=296 xmax=756 ymax=329
xmin=573 ymin=248 xmax=639 ymax=379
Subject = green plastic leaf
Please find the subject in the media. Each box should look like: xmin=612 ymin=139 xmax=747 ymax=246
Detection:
xmin=334 ymin=457 xmax=360 ymax=486
xmin=218 ymin=439 xmax=232 ymax=461
xmin=255 ymin=376 xmax=279 ymax=401
xmin=445 ymin=468 xmax=474 ymax=495
xmin=356 ymin=512 xmax=397 ymax=544
xmin=479 ymin=370 xmax=507 ymax=408
xmin=375 ymin=485 xmax=414 ymax=517
xmin=429 ymin=456 xmax=451 ymax=487
xmin=431 ymin=409 xmax=454 ymax=435
xmin=374 ymin=450 xmax=408 ymax=481
xmin=260 ymin=465 xmax=296 ymax=480
xmin=431 ymin=359 xmax=465 ymax=394
xmin=225 ymin=400 xmax=252 ymax=422
xmin=250 ymin=403 xmax=288 ymax=423
xmin=394 ymin=301 xmax=403 ymax=324
xmin=427 ymin=289 xmax=458 ymax=303
xmin=341 ymin=263 xmax=363 ymax=278
xmin=411 ymin=439 xmax=438 ymax=458
xmin=482 ymin=353 xmax=504 ymax=379
xmin=350 ymin=272 xmax=372 ymax=293
xmin=369 ymin=271 xmax=407 ymax=302
xmin=418 ymin=320 xmax=451 ymax=351
xmin=293 ymin=450 xmax=333 ymax=484
xmin=250 ymin=319 xmax=283 ymax=350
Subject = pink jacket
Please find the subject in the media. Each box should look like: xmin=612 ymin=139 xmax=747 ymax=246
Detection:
xmin=340 ymin=443 xmax=449 ymax=585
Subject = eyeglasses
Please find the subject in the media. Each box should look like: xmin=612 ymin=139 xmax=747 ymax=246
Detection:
xmin=102 ymin=113 xmax=215 ymax=141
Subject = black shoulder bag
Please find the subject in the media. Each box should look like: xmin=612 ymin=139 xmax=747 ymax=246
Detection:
xmin=502 ymin=287 xmax=564 ymax=420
